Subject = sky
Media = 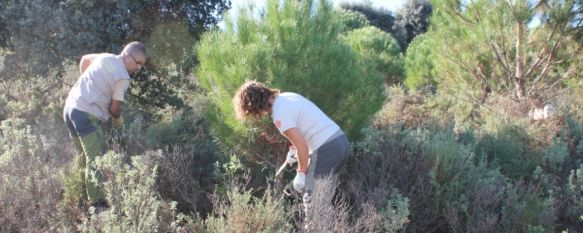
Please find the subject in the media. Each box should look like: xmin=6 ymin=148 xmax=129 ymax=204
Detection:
xmin=225 ymin=0 xmax=407 ymax=19
xmin=228 ymin=0 xmax=406 ymax=12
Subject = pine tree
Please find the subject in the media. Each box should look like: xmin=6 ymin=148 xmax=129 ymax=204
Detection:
xmin=195 ymin=0 xmax=385 ymax=164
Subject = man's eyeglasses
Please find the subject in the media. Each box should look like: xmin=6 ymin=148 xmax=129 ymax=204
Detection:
xmin=130 ymin=54 xmax=145 ymax=66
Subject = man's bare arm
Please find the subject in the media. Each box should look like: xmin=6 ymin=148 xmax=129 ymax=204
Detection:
xmin=109 ymin=99 xmax=122 ymax=118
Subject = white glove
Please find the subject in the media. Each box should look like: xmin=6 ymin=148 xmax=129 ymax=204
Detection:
xmin=285 ymin=147 xmax=297 ymax=165
xmin=293 ymin=171 xmax=306 ymax=193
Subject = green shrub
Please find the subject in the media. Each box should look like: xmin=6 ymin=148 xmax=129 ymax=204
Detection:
xmin=565 ymin=165 xmax=583 ymax=229
xmin=0 ymin=118 xmax=64 ymax=232
xmin=475 ymin=123 xmax=539 ymax=179
xmin=80 ymin=151 xmax=183 ymax=233
xmin=334 ymin=9 xmax=370 ymax=33
xmin=155 ymin=144 xmax=219 ymax=215
xmin=204 ymin=186 xmax=290 ymax=233
xmin=342 ymin=26 xmax=404 ymax=85
xmin=500 ymin=182 xmax=557 ymax=232
xmin=372 ymin=85 xmax=432 ymax=129
xmin=346 ymin=125 xmax=432 ymax=232
xmin=380 ymin=190 xmax=410 ymax=232
xmin=404 ymin=34 xmax=435 ymax=91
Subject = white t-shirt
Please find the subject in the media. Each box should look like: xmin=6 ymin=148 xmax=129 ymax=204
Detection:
xmin=65 ymin=54 xmax=130 ymax=121
xmin=272 ymin=92 xmax=340 ymax=153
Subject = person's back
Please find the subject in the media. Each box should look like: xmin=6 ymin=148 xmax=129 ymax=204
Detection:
xmin=271 ymin=92 xmax=340 ymax=153
xmin=65 ymin=53 xmax=130 ymax=122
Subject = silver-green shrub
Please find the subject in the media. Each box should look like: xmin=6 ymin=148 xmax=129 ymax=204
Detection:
xmin=0 ymin=118 xmax=63 ymax=232
xmin=80 ymin=151 xmax=182 ymax=233
xmin=204 ymin=186 xmax=290 ymax=233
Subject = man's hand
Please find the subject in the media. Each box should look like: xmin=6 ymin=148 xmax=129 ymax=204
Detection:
xmin=112 ymin=116 xmax=124 ymax=129
xmin=293 ymin=171 xmax=306 ymax=193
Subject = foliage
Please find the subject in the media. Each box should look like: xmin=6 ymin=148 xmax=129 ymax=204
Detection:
xmin=118 ymin=91 xmax=221 ymax=215
xmin=195 ymin=0 xmax=386 ymax=165
xmin=203 ymin=186 xmax=290 ymax=233
xmin=475 ymin=123 xmax=538 ymax=179
xmin=343 ymin=91 xmax=583 ymax=231
xmin=342 ymin=26 xmax=405 ymax=85
xmin=428 ymin=0 xmax=583 ymax=102
xmin=0 ymin=0 xmax=230 ymax=79
xmin=334 ymin=9 xmax=370 ymax=34
xmin=379 ymin=189 xmax=410 ymax=232
xmin=0 ymin=118 xmax=65 ymax=232
xmin=404 ymin=33 xmax=435 ymax=91
xmin=565 ymin=165 xmax=583 ymax=227
xmin=339 ymin=0 xmax=432 ymax=52
xmin=0 ymin=0 xmax=229 ymax=124
xmin=339 ymin=1 xmax=396 ymax=37
xmin=2 ymin=0 xmax=583 ymax=232
xmin=80 ymin=151 xmax=183 ymax=233
xmin=154 ymin=143 xmax=220 ymax=215
xmin=373 ymin=85 xmax=435 ymax=129
xmin=393 ymin=0 xmax=433 ymax=51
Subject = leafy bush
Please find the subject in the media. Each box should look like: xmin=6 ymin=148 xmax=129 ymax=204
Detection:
xmin=0 ymin=118 xmax=64 ymax=232
xmin=565 ymin=165 xmax=583 ymax=229
xmin=80 ymin=151 xmax=183 ymax=233
xmin=500 ymin=182 xmax=557 ymax=232
xmin=334 ymin=9 xmax=370 ymax=33
xmin=373 ymin=85 xmax=433 ymax=129
xmin=404 ymin=34 xmax=435 ymax=91
xmin=203 ymin=185 xmax=290 ymax=233
xmin=345 ymin=125 xmax=430 ymax=232
xmin=475 ymin=125 xmax=538 ymax=179
xmin=155 ymin=144 xmax=219 ymax=215
xmin=342 ymin=26 xmax=405 ymax=85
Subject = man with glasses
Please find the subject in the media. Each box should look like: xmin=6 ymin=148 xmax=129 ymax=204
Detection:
xmin=63 ymin=41 xmax=147 ymax=208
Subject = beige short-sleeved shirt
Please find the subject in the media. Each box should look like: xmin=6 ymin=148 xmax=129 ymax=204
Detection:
xmin=65 ymin=53 xmax=130 ymax=121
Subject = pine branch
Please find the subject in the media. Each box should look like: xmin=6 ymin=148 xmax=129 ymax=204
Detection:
xmin=489 ymin=42 xmax=512 ymax=80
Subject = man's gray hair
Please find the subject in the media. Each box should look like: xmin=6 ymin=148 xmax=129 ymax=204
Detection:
xmin=121 ymin=41 xmax=147 ymax=59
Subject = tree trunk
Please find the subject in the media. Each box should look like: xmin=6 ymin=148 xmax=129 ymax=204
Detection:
xmin=514 ymin=21 xmax=526 ymax=99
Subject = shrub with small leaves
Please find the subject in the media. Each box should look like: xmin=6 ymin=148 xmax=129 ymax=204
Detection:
xmin=204 ymin=185 xmax=290 ymax=233
xmin=0 ymin=118 xmax=63 ymax=232
xmin=80 ymin=151 xmax=182 ymax=233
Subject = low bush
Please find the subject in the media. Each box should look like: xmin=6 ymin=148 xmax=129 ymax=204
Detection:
xmin=0 ymin=118 xmax=64 ymax=232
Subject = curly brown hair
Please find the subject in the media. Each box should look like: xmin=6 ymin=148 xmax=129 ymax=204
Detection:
xmin=233 ymin=81 xmax=279 ymax=120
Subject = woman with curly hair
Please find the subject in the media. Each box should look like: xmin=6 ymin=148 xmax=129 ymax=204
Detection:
xmin=233 ymin=80 xmax=351 ymax=230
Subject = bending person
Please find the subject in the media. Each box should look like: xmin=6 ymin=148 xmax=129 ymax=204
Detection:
xmin=63 ymin=41 xmax=147 ymax=207
xmin=233 ymin=80 xmax=351 ymax=230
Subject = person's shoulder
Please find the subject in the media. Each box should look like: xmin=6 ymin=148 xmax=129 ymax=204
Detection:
xmin=88 ymin=53 xmax=115 ymax=63
xmin=97 ymin=53 xmax=118 ymax=60
xmin=100 ymin=54 xmax=126 ymax=68
xmin=279 ymin=92 xmax=304 ymax=99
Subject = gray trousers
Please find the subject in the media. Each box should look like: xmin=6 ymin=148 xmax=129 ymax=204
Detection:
xmin=303 ymin=131 xmax=350 ymax=231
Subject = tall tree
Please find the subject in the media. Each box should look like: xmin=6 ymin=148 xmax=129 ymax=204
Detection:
xmin=0 ymin=0 xmax=230 ymax=115
xmin=429 ymin=0 xmax=582 ymax=103
xmin=0 ymin=0 xmax=230 ymax=80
